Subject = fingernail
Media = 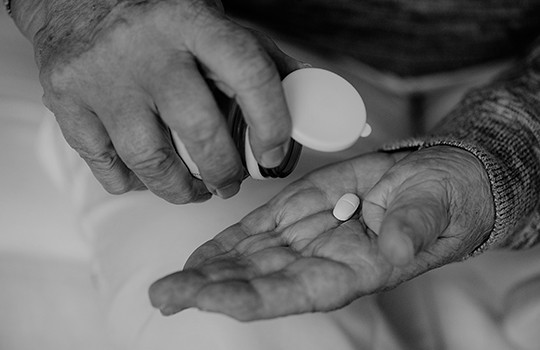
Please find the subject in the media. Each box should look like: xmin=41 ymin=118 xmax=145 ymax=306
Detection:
xmin=216 ymin=181 xmax=241 ymax=199
xmin=261 ymin=142 xmax=289 ymax=168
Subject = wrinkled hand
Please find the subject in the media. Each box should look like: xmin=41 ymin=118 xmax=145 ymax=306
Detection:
xmin=36 ymin=0 xmax=301 ymax=203
xmin=149 ymin=146 xmax=494 ymax=320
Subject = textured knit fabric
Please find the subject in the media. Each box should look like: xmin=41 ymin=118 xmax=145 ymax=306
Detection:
xmin=223 ymin=0 xmax=540 ymax=253
xmin=223 ymin=0 xmax=540 ymax=76
xmin=382 ymin=39 xmax=540 ymax=253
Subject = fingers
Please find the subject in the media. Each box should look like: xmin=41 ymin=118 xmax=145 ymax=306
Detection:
xmin=51 ymin=101 xmax=146 ymax=194
xmin=149 ymin=269 xmax=207 ymax=316
xmin=186 ymin=16 xmax=294 ymax=168
xmin=51 ymin=96 xmax=212 ymax=203
xmin=148 ymin=57 xmax=244 ymax=198
xmin=194 ymin=272 xmax=308 ymax=321
xmin=95 ymin=97 xmax=211 ymax=204
xmin=197 ymin=29 xmax=305 ymax=97
xmin=363 ymin=179 xmax=451 ymax=266
xmin=248 ymin=28 xmax=309 ymax=78
xmin=149 ymin=248 xmax=292 ymax=318
xmin=42 ymin=2 xmax=307 ymax=203
xmin=149 ymin=212 xmax=357 ymax=320
xmin=149 ymin=256 xmax=353 ymax=321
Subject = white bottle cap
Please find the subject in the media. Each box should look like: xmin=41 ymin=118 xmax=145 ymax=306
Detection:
xmin=283 ymin=68 xmax=370 ymax=152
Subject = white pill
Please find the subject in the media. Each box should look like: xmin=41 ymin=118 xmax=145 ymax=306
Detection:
xmin=333 ymin=193 xmax=360 ymax=221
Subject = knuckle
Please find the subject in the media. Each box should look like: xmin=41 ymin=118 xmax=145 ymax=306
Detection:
xmin=198 ymin=20 xmax=277 ymax=90
xmin=80 ymin=148 xmax=119 ymax=172
xmin=184 ymin=0 xmax=215 ymax=27
xmin=79 ymin=149 xmax=133 ymax=195
xmin=194 ymin=144 xmax=242 ymax=184
xmin=181 ymin=119 xmax=221 ymax=145
xmin=123 ymin=146 xmax=176 ymax=179
xmin=183 ymin=0 xmax=224 ymax=40
xmin=233 ymin=35 xmax=277 ymax=90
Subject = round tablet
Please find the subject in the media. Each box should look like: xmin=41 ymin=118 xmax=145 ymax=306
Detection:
xmin=283 ymin=68 xmax=370 ymax=152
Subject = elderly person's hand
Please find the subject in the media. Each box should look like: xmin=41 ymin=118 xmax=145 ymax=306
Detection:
xmin=27 ymin=0 xmax=301 ymax=203
xmin=148 ymin=146 xmax=494 ymax=320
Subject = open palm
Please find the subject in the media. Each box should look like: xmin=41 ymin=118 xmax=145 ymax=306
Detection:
xmin=149 ymin=147 xmax=494 ymax=321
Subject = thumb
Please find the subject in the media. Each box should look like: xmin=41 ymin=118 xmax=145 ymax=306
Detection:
xmin=363 ymin=179 xmax=451 ymax=266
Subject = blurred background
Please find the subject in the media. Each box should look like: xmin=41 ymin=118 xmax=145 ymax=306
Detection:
xmin=0 ymin=12 xmax=114 ymax=350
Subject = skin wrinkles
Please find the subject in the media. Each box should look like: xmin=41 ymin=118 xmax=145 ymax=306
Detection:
xmin=148 ymin=145 xmax=495 ymax=320
xmin=28 ymin=0 xmax=303 ymax=203
xmin=8 ymin=0 xmax=505 ymax=323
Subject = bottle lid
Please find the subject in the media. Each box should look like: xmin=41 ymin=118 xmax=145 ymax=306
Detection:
xmin=283 ymin=68 xmax=370 ymax=152
xmin=171 ymin=68 xmax=371 ymax=181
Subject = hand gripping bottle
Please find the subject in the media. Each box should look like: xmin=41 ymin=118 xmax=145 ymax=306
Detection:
xmin=171 ymin=68 xmax=372 ymax=180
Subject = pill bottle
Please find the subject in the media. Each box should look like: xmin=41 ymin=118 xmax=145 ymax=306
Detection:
xmin=227 ymin=101 xmax=304 ymax=180
xmin=171 ymin=68 xmax=372 ymax=181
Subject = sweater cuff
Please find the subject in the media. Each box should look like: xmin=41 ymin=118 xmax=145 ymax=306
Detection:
xmin=380 ymin=35 xmax=540 ymax=256
xmin=380 ymin=81 xmax=540 ymax=256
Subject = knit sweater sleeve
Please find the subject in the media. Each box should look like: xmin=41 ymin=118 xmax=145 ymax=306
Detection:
xmin=382 ymin=38 xmax=540 ymax=254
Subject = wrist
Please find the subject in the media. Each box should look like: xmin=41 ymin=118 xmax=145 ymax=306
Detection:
xmin=33 ymin=1 xmax=117 ymax=69
xmin=9 ymin=0 xmax=116 ymax=66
